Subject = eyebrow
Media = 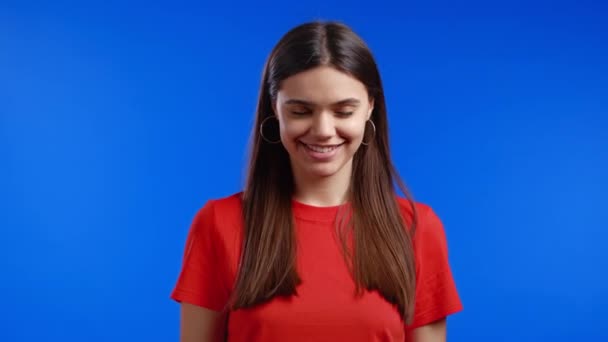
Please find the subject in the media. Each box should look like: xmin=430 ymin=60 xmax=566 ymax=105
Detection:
xmin=284 ymin=98 xmax=361 ymax=106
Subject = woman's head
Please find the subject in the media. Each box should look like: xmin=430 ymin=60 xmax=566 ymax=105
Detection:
xmin=254 ymin=21 xmax=389 ymax=185
xmin=238 ymin=21 xmax=417 ymax=324
xmin=274 ymin=66 xmax=373 ymax=181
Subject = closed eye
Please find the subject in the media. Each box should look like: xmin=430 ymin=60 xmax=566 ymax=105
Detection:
xmin=335 ymin=111 xmax=354 ymax=116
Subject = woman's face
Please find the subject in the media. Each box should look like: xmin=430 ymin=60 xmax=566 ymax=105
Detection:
xmin=274 ymin=66 xmax=374 ymax=181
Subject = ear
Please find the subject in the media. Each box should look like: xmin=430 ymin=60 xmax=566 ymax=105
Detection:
xmin=367 ymin=97 xmax=375 ymax=120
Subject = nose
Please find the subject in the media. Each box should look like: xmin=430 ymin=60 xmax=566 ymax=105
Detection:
xmin=310 ymin=112 xmax=335 ymax=139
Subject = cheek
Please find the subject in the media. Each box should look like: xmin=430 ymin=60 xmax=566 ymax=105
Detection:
xmin=279 ymin=120 xmax=307 ymax=141
xmin=337 ymin=121 xmax=366 ymax=141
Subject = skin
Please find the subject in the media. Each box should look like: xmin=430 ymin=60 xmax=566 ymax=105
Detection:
xmin=407 ymin=319 xmax=448 ymax=341
xmin=179 ymin=66 xmax=448 ymax=341
xmin=179 ymin=304 xmax=226 ymax=342
xmin=274 ymin=65 xmax=373 ymax=207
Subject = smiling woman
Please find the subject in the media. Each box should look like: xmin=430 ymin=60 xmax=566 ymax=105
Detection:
xmin=171 ymin=21 xmax=463 ymax=342
xmin=276 ymin=66 xmax=374 ymax=183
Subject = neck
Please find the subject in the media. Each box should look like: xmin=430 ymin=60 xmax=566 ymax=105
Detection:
xmin=291 ymin=160 xmax=352 ymax=207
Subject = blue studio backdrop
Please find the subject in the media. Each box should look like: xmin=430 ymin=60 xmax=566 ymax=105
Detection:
xmin=1 ymin=1 xmax=606 ymax=341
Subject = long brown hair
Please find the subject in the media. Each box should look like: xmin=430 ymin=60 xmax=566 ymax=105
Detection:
xmin=230 ymin=21 xmax=419 ymax=323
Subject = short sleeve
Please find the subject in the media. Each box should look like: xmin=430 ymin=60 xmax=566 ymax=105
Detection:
xmin=406 ymin=205 xmax=463 ymax=330
xmin=170 ymin=200 xmax=229 ymax=311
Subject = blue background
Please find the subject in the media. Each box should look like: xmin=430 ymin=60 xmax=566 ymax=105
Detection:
xmin=1 ymin=1 xmax=606 ymax=341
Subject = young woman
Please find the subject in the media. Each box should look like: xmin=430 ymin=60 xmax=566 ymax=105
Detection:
xmin=171 ymin=21 xmax=463 ymax=341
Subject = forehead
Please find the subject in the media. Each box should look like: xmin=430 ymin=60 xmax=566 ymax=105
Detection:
xmin=277 ymin=66 xmax=369 ymax=105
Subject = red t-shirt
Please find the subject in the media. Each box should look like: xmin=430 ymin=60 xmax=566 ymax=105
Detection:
xmin=171 ymin=192 xmax=462 ymax=341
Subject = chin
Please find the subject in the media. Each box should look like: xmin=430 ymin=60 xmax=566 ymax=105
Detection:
xmin=304 ymin=164 xmax=344 ymax=178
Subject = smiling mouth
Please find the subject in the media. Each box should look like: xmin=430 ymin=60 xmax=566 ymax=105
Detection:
xmin=301 ymin=142 xmax=344 ymax=153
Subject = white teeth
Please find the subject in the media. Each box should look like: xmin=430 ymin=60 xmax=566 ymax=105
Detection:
xmin=304 ymin=144 xmax=340 ymax=153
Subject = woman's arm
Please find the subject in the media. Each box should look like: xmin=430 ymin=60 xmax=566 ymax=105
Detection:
xmin=407 ymin=318 xmax=447 ymax=342
xmin=180 ymin=303 xmax=227 ymax=342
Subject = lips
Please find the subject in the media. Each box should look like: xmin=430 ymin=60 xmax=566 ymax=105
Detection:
xmin=305 ymin=144 xmax=340 ymax=153
xmin=301 ymin=142 xmax=344 ymax=153
xmin=297 ymin=141 xmax=345 ymax=161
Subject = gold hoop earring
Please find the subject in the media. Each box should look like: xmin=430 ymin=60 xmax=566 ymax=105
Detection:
xmin=259 ymin=116 xmax=281 ymax=144
xmin=361 ymin=120 xmax=376 ymax=146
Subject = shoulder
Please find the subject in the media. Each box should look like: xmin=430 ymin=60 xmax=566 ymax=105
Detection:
xmin=193 ymin=192 xmax=243 ymax=220
xmin=172 ymin=193 xmax=243 ymax=310
xmin=397 ymin=197 xmax=463 ymax=327
xmin=395 ymin=196 xmax=448 ymax=247
xmin=395 ymin=196 xmax=436 ymax=228
xmin=396 ymin=197 xmax=455 ymax=281
xmin=206 ymin=191 xmax=243 ymax=210
xmin=189 ymin=191 xmax=244 ymax=237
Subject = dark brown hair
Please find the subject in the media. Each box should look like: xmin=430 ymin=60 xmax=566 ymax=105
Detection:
xmin=230 ymin=21 xmax=418 ymax=323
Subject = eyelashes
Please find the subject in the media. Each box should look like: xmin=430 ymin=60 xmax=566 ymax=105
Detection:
xmin=289 ymin=110 xmax=355 ymax=117
xmin=335 ymin=111 xmax=354 ymax=116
